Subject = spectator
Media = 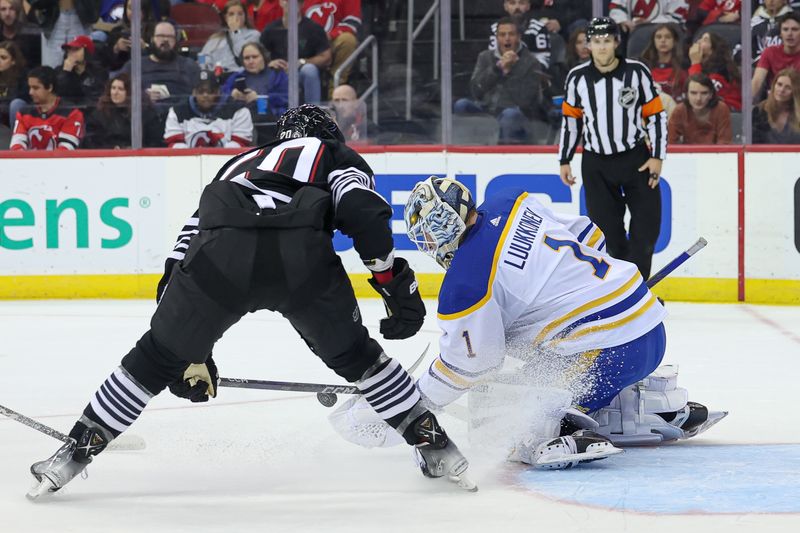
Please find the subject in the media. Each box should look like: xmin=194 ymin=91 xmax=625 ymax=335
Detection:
xmin=120 ymin=20 xmax=201 ymax=105
xmin=668 ymin=73 xmax=732 ymax=143
xmin=260 ymin=0 xmax=331 ymax=104
xmin=688 ymin=31 xmax=742 ymax=110
xmin=752 ymin=12 xmax=800 ymax=101
xmin=529 ymin=0 xmax=592 ymax=38
xmin=9 ymin=65 xmax=85 ymax=150
xmin=640 ymin=23 xmax=688 ymax=102
xmin=221 ymin=41 xmax=288 ymax=116
xmin=695 ymin=0 xmax=741 ymax=26
xmin=751 ymin=0 xmax=793 ymax=65
xmin=199 ymin=0 xmax=259 ymax=74
xmin=163 ymin=69 xmax=253 ymax=148
xmin=102 ymin=0 xmax=160 ymax=72
xmin=753 ymin=67 xmax=800 ymax=143
xmin=28 ymin=0 xmax=100 ymax=67
xmin=0 ymin=40 xmax=26 ymax=127
xmin=565 ymin=26 xmax=589 ymax=69
xmin=488 ymin=1 xmax=559 ymax=84
xmin=303 ymin=0 xmax=360 ymax=95
xmin=609 ymin=0 xmax=689 ymax=33
xmin=55 ymin=35 xmax=108 ymax=106
xmin=454 ymin=17 xmax=544 ymax=144
xmin=198 ymin=0 xmax=282 ymax=32
xmin=331 ymin=83 xmax=372 ymax=143
xmin=0 ymin=0 xmax=41 ymax=66
xmin=84 ymin=73 xmax=163 ymax=148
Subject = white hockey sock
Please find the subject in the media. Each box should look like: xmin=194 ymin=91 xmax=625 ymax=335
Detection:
xmin=85 ymin=366 xmax=154 ymax=436
xmin=357 ymin=358 xmax=421 ymax=421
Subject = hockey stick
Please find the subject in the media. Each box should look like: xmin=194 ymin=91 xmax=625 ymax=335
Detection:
xmin=0 ymin=403 xmax=146 ymax=451
xmin=646 ymin=237 xmax=707 ymax=289
xmin=219 ymin=342 xmax=432 ymax=407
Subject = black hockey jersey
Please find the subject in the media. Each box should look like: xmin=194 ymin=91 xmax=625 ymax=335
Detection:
xmin=162 ymin=137 xmax=393 ymax=286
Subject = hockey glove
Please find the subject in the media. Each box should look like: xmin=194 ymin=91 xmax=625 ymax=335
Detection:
xmin=168 ymin=355 xmax=219 ymax=402
xmin=368 ymin=258 xmax=426 ymax=340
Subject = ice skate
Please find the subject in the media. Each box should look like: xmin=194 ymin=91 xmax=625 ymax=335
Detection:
xmin=27 ymin=439 xmax=90 ymax=500
xmin=411 ymin=412 xmax=477 ymax=492
xmin=657 ymin=401 xmax=728 ymax=440
xmin=511 ymin=430 xmax=623 ymax=470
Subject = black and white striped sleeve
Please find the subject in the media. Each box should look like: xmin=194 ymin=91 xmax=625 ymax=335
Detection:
xmin=558 ymin=69 xmax=584 ymax=164
xmin=327 ymin=146 xmax=394 ymax=263
xmin=637 ymin=64 xmax=668 ymax=160
xmin=167 ymin=211 xmax=200 ymax=262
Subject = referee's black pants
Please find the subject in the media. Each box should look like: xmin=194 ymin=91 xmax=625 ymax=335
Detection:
xmin=581 ymin=143 xmax=661 ymax=279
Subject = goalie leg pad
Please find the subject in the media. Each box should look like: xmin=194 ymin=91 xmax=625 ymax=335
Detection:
xmin=590 ymin=365 xmax=727 ymax=445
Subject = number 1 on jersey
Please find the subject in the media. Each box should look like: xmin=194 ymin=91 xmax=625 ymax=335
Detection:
xmin=462 ymin=330 xmax=477 ymax=358
xmin=544 ymin=235 xmax=610 ymax=279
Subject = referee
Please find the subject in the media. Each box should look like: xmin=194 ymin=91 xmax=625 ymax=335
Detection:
xmin=558 ymin=17 xmax=667 ymax=280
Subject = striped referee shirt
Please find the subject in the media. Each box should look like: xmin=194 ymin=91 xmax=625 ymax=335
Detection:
xmin=558 ymin=58 xmax=667 ymax=164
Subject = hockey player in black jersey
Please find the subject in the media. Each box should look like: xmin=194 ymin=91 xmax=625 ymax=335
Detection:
xmin=27 ymin=104 xmax=476 ymax=499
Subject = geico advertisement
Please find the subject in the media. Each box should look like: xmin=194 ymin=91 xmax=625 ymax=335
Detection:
xmin=0 ymin=157 xmax=174 ymax=275
xmin=1 ymin=152 xmax=738 ymax=278
xmin=745 ymin=152 xmax=800 ymax=279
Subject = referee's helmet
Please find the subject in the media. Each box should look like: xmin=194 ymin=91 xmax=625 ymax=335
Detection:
xmin=404 ymin=177 xmax=475 ymax=270
xmin=586 ymin=17 xmax=620 ymax=41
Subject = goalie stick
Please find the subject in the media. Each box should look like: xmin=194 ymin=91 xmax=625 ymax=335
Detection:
xmin=219 ymin=342 xmax=431 ymax=407
xmin=0 ymin=403 xmax=146 ymax=451
xmin=647 ymin=237 xmax=707 ymax=289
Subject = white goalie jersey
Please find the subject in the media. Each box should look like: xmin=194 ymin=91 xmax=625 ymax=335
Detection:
xmin=417 ymin=189 xmax=667 ymax=409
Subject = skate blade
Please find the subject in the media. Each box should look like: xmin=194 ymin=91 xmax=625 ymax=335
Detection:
xmin=537 ymin=445 xmax=624 ymax=467
xmin=684 ymin=410 xmax=728 ymax=439
xmin=448 ymin=471 xmax=478 ymax=492
xmin=26 ymin=477 xmax=57 ymax=501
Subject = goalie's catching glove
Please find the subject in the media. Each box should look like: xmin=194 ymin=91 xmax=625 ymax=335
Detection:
xmin=169 ymin=355 xmax=219 ymax=402
xmin=368 ymin=258 xmax=426 ymax=340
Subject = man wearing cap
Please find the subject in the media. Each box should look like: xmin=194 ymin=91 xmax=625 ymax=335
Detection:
xmin=55 ymin=34 xmax=108 ymax=106
xmin=163 ymin=69 xmax=254 ymax=148
xmin=121 ymin=20 xmax=201 ymax=106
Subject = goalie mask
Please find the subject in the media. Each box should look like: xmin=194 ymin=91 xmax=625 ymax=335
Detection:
xmin=404 ymin=177 xmax=475 ymax=270
xmin=276 ymin=104 xmax=345 ymax=142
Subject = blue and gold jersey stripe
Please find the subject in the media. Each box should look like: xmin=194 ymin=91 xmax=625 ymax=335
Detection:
xmin=533 ymin=272 xmax=642 ymax=345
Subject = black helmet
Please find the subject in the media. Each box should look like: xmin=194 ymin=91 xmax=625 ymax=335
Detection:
xmin=276 ymin=104 xmax=345 ymax=142
xmin=586 ymin=17 xmax=620 ymax=40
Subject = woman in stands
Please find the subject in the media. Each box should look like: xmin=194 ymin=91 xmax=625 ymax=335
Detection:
xmin=199 ymin=0 xmax=260 ymax=74
xmin=687 ymin=31 xmax=741 ymax=111
xmin=752 ymin=67 xmax=800 ymax=144
xmin=566 ymin=27 xmax=590 ymax=69
xmin=0 ymin=41 xmax=27 ymax=128
xmin=640 ymin=24 xmax=688 ymax=102
xmin=221 ymin=41 xmax=287 ymax=117
xmin=668 ymin=73 xmax=731 ymax=144
xmin=84 ymin=73 xmax=163 ymax=148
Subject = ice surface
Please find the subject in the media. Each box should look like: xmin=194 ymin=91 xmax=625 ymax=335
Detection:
xmin=1 ymin=300 xmax=798 ymax=532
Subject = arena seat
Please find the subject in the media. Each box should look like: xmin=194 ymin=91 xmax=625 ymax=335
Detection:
xmin=452 ymin=114 xmax=499 ymax=145
xmin=171 ymin=3 xmax=222 ymax=50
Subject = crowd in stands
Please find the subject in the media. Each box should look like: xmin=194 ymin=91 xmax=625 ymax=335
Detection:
xmin=453 ymin=0 xmax=800 ymax=145
xmin=0 ymin=0 xmax=363 ymax=150
xmin=5 ymin=1 xmax=800 ymax=149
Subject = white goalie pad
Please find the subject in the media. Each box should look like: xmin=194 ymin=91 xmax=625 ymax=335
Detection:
xmin=328 ymin=396 xmax=405 ymax=449
xmin=590 ymin=365 xmax=699 ymax=445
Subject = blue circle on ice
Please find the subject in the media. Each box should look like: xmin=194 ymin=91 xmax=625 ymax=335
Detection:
xmin=517 ymin=444 xmax=800 ymax=514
